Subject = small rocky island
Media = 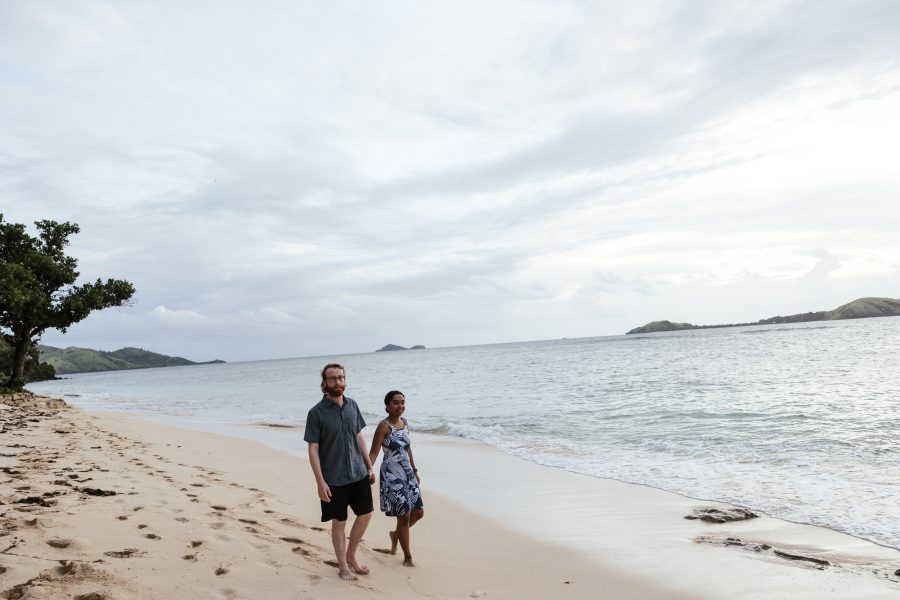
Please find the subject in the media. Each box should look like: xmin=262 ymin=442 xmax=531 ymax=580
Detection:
xmin=376 ymin=344 xmax=427 ymax=352
xmin=627 ymin=297 xmax=900 ymax=334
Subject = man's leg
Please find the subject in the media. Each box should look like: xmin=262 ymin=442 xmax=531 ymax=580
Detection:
xmin=330 ymin=519 xmax=356 ymax=581
xmin=346 ymin=511 xmax=372 ymax=574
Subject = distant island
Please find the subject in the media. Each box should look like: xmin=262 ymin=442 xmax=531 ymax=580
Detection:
xmin=37 ymin=345 xmax=225 ymax=375
xmin=627 ymin=297 xmax=900 ymax=334
xmin=376 ymin=344 xmax=427 ymax=352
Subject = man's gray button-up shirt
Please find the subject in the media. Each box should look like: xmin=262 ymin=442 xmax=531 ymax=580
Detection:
xmin=303 ymin=395 xmax=367 ymax=486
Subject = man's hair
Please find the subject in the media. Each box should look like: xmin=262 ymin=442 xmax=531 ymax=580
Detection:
xmin=320 ymin=363 xmax=345 ymax=393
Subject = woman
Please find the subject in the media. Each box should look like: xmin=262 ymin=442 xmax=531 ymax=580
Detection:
xmin=369 ymin=390 xmax=425 ymax=566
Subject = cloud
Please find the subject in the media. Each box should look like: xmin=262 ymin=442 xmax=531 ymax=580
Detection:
xmin=150 ymin=305 xmax=212 ymax=323
xmin=5 ymin=1 xmax=900 ymax=360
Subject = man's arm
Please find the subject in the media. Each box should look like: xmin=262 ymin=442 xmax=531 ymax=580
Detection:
xmin=307 ymin=443 xmax=332 ymax=502
xmin=356 ymin=431 xmax=375 ymax=484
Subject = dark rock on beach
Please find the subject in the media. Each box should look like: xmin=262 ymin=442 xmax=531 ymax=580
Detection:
xmin=685 ymin=507 xmax=758 ymax=523
xmin=774 ymin=549 xmax=830 ymax=566
xmin=695 ymin=536 xmax=829 ymax=569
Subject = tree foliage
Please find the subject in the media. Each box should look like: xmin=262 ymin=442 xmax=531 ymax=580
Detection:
xmin=0 ymin=214 xmax=135 ymax=390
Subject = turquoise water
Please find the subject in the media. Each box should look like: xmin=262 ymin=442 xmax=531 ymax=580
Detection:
xmin=28 ymin=316 xmax=900 ymax=549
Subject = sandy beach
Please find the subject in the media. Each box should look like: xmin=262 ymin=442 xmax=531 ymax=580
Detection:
xmin=2 ymin=394 xmax=898 ymax=600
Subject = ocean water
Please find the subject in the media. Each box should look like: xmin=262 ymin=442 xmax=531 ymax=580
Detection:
xmin=28 ymin=317 xmax=900 ymax=550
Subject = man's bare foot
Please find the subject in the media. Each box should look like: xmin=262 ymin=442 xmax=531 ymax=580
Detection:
xmin=403 ymin=557 xmax=415 ymax=567
xmin=338 ymin=569 xmax=358 ymax=581
xmin=389 ymin=530 xmax=398 ymax=555
xmin=348 ymin=558 xmax=369 ymax=575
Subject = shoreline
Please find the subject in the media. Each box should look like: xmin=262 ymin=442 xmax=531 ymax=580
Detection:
xmin=2 ymin=395 xmax=898 ymax=599
xmin=183 ymin=414 xmax=900 ymax=554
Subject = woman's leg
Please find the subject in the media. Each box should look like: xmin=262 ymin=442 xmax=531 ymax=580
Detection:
xmin=408 ymin=507 xmax=424 ymax=528
xmin=395 ymin=513 xmax=414 ymax=566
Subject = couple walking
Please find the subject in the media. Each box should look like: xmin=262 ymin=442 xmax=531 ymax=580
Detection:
xmin=303 ymin=363 xmax=425 ymax=580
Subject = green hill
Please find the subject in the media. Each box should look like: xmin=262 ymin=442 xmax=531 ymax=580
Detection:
xmin=37 ymin=345 xmax=224 ymax=374
xmin=627 ymin=297 xmax=900 ymax=334
xmin=825 ymin=297 xmax=900 ymax=319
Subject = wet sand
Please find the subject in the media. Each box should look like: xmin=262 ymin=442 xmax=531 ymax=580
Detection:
xmin=1 ymin=394 xmax=898 ymax=599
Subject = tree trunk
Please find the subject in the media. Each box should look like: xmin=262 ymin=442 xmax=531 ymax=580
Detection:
xmin=8 ymin=337 xmax=30 ymax=390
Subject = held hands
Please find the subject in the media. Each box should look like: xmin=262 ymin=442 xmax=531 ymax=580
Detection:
xmin=368 ymin=467 xmax=376 ymax=485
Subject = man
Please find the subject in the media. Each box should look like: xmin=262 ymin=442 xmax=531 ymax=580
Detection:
xmin=304 ymin=363 xmax=375 ymax=581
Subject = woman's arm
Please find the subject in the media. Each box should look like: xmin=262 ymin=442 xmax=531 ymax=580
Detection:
xmin=368 ymin=421 xmax=389 ymax=467
xmin=407 ymin=445 xmax=420 ymax=483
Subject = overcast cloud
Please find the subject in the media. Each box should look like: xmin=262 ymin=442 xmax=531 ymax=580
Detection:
xmin=3 ymin=0 xmax=900 ymax=361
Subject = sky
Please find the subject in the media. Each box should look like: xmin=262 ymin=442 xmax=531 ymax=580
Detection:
xmin=3 ymin=0 xmax=900 ymax=362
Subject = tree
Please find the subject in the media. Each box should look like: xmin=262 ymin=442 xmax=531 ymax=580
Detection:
xmin=0 ymin=339 xmax=56 ymax=384
xmin=0 ymin=214 xmax=135 ymax=390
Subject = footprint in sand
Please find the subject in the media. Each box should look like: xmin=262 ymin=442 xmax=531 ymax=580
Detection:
xmin=182 ymin=554 xmax=197 ymax=561
xmin=143 ymin=533 xmax=160 ymax=540
xmin=191 ymin=541 xmax=204 ymax=548
xmin=103 ymin=548 xmax=143 ymax=558
xmin=46 ymin=538 xmax=73 ymax=548
xmin=5 ymin=586 xmax=31 ymax=600
xmin=279 ymin=537 xmax=304 ymax=544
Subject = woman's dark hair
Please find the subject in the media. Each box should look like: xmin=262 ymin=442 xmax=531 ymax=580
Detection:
xmin=384 ymin=390 xmax=404 ymax=405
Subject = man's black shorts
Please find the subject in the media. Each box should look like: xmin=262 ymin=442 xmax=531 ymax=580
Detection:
xmin=321 ymin=476 xmax=373 ymax=522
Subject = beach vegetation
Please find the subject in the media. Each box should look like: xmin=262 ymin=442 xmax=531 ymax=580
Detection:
xmin=0 ymin=214 xmax=135 ymax=390
xmin=0 ymin=339 xmax=57 ymax=383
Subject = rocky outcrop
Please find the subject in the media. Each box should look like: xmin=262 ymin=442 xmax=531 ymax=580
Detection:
xmin=0 ymin=391 xmax=67 ymax=410
xmin=684 ymin=507 xmax=758 ymax=523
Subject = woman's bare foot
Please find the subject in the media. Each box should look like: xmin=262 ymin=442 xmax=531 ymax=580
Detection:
xmin=403 ymin=557 xmax=415 ymax=567
xmin=338 ymin=569 xmax=358 ymax=581
xmin=389 ymin=530 xmax=398 ymax=555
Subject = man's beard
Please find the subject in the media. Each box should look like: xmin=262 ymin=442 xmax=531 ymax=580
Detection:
xmin=325 ymin=383 xmax=345 ymax=397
